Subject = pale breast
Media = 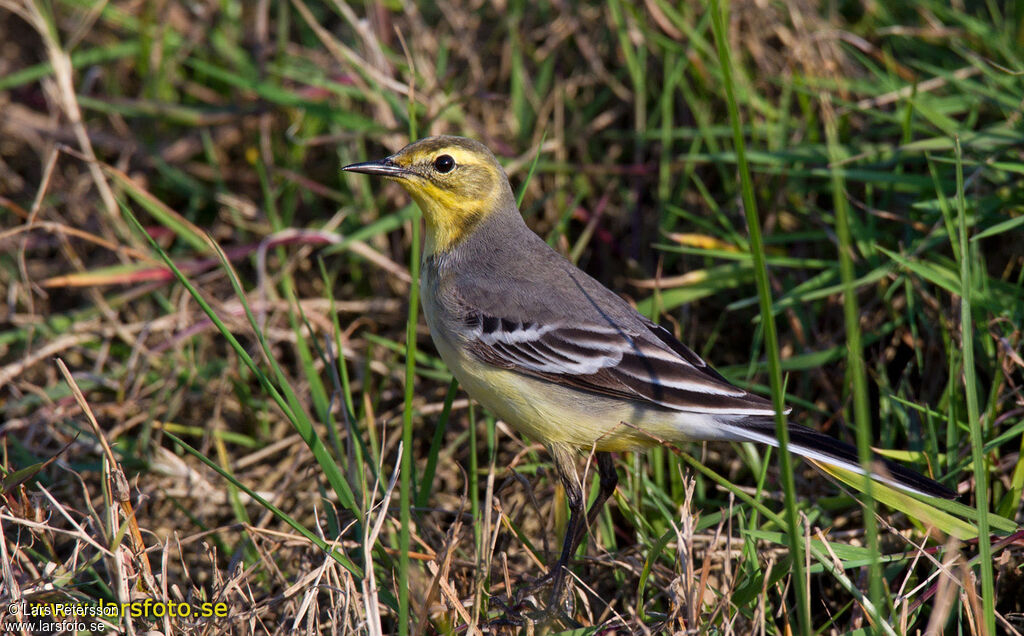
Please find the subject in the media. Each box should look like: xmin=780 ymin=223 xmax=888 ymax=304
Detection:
xmin=421 ymin=273 xmax=675 ymax=450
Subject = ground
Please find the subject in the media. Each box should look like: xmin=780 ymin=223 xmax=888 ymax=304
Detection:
xmin=1 ymin=1 xmax=1023 ymax=634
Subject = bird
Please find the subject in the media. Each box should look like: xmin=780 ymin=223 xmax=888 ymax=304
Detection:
xmin=342 ymin=135 xmax=955 ymax=606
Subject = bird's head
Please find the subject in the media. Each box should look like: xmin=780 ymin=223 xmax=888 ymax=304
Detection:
xmin=343 ymin=136 xmax=515 ymax=254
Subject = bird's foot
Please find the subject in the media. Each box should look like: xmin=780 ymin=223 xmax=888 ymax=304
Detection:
xmin=487 ymin=564 xmax=581 ymax=631
xmin=513 ymin=567 xmax=557 ymax=604
xmin=487 ymin=599 xmax=578 ymax=632
xmin=506 ymin=567 xmax=578 ymax=623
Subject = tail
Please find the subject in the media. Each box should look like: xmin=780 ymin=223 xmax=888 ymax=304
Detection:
xmin=721 ymin=417 xmax=956 ymax=499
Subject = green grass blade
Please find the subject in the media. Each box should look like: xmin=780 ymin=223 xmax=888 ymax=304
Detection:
xmin=825 ymin=106 xmax=882 ymax=612
xmin=956 ymin=137 xmax=996 ymax=635
xmin=709 ymin=1 xmax=810 ymax=632
xmin=398 ymin=208 xmax=422 ymax=635
xmin=164 ymin=431 xmax=363 ymax=577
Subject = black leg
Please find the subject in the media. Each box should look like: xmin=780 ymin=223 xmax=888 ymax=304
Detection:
xmin=546 ymin=448 xmax=619 ymax=608
xmin=565 ymin=452 xmax=619 ymax=552
xmin=586 ymin=453 xmax=618 ymax=534
xmin=548 ymin=445 xmax=585 ymax=606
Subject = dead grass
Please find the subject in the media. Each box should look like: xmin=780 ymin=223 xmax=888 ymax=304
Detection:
xmin=2 ymin=0 xmax=1023 ymax=634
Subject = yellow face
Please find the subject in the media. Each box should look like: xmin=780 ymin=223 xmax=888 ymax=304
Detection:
xmin=343 ymin=136 xmax=509 ymax=254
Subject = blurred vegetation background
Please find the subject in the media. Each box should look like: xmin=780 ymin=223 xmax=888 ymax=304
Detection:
xmin=1 ymin=0 xmax=1023 ymax=634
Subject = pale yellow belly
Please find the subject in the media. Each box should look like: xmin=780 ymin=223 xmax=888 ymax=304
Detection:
xmin=426 ymin=321 xmax=690 ymax=452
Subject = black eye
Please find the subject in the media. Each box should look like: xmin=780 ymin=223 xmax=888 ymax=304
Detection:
xmin=433 ymin=154 xmax=455 ymax=173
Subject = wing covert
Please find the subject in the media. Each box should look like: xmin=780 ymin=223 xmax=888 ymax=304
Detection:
xmin=461 ymin=309 xmax=776 ymax=415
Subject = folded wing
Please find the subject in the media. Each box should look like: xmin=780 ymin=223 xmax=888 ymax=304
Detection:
xmin=461 ymin=310 xmax=778 ymax=416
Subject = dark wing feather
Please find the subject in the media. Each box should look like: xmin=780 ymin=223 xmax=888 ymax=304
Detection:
xmin=462 ymin=309 xmax=777 ymax=415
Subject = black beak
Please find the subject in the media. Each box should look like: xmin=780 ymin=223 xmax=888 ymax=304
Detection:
xmin=342 ymin=157 xmax=412 ymax=178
